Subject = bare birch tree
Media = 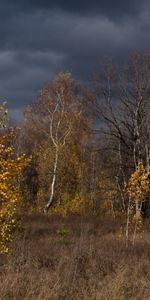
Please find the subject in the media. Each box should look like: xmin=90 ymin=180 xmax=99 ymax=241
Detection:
xmin=88 ymin=51 xmax=150 ymax=216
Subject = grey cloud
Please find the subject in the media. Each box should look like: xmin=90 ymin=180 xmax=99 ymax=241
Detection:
xmin=0 ymin=11 xmax=148 ymax=55
xmin=2 ymin=0 xmax=148 ymax=22
xmin=9 ymin=108 xmax=23 ymax=123
xmin=0 ymin=1 xmax=149 ymax=119
xmin=0 ymin=49 xmax=65 ymax=109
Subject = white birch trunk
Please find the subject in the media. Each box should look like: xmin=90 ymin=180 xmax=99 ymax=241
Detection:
xmin=44 ymin=146 xmax=58 ymax=213
xmin=126 ymin=196 xmax=131 ymax=247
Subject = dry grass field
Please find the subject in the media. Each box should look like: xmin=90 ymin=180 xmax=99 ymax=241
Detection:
xmin=1 ymin=214 xmax=150 ymax=300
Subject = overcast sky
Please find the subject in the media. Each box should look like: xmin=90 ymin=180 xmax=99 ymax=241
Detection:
xmin=0 ymin=0 xmax=150 ymax=120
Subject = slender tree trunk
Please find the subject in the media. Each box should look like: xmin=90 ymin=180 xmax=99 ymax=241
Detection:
xmin=116 ymin=177 xmax=126 ymax=211
xmin=126 ymin=196 xmax=131 ymax=247
xmin=132 ymin=200 xmax=142 ymax=245
xmin=44 ymin=147 xmax=58 ymax=213
xmin=109 ymin=192 xmax=115 ymax=218
xmin=146 ymin=144 xmax=150 ymax=172
xmin=132 ymin=214 xmax=138 ymax=246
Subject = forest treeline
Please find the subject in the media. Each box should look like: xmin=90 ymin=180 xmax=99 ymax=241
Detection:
xmin=0 ymin=50 xmax=150 ymax=252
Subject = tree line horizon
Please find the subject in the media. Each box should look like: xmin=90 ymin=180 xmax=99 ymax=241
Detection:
xmin=0 ymin=49 xmax=150 ymax=252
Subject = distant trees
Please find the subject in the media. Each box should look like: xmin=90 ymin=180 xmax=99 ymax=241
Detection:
xmin=1 ymin=51 xmax=150 ymax=251
xmin=20 ymin=51 xmax=150 ymax=222
xmin=88 ymin=51 xmax=150 ymax=208
xmin=85 ymin=50 xmax=150 ymax=244
xmin=16 ymin=51 xmax=149 ymax=229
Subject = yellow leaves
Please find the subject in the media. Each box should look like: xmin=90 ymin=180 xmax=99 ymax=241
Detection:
xmin=0 ymin=130 xmax=30 ymax=253
xmin=125 ymin=162 xmax=150 ymax=203
xmin=124 ymin=163 xmax=149 ymax=239
xmin=51 ymin=192 xmax=85 ymax=217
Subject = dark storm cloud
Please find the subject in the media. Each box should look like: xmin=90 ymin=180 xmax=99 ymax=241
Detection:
xmin=0 ymin=0 xmax=149 ymax=118
xmin=1 ymin=0 xmax=147 ymax=21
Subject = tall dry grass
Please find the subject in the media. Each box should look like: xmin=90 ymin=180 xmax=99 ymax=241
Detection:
xmin=0 ymin=214 xmax=150 ymax=299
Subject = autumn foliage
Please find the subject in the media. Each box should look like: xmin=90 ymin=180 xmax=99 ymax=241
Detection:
xmin=125 ymin=163 xmax=150 ymax=209
xmin=1 ymin=52 xmax=150 ymax=253
xmin=0 ymin=105 xmax=30 ymax=253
